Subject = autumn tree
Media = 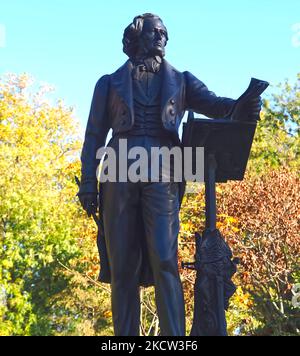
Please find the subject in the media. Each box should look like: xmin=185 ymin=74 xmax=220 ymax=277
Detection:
xmin=249 ymin=73 xmax=300 ymax=173
xmin=179 ymin=74 xmax=300 ymax=336
xmin=1 ymin=73 xmax=299 ymax=336
xmin=0 ymin=74 xmax=113 ymax=335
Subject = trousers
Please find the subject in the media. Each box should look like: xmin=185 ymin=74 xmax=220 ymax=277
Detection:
xmin=101 ymin=135 xmax=185 ymax=336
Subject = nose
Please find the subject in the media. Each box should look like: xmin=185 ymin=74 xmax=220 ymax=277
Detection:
xmin=154 ymin=29 xmax=163 ymax=40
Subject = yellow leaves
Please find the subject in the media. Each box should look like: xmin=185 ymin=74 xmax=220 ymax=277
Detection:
xmin=180 ymin=221 xmax=194 ymax=232
xmin=216 ymin=186 xmax=223 ymax=194
xmin=216 ymin=222 xmax=223 ymax=229
xmin=103 ymin=310 xmax=112 ymax=318
xmin=181 ymin=196 xmax=187 ymax=205
xmin=259 ymin=110 xmax=266 ymax=121
xmin=0 ymin=75 xmax=82 ymax=205
xmin=216 ymin=214 xmax=239 ymax=233
xmin=0 ymin=322 xmax=14 ymax=336
xmin=1 ymin=260 xmax=13 ymax=269
xmin=217 ymin=214 xmax=237 ymax=223
xmin=234 ymin=287 xmax=254 ymax=308
xmin=8 ymin=73 xmax=33 ymax=91
xmin=227 ymin=216 xmax=238 ymax=224
xmin=0 ymin=74 xmax=90 ymax=334
xmin=181 ymin=244 xmax=192 ymax=256
xmin=231 ymin=226 xmax=240 ymax=233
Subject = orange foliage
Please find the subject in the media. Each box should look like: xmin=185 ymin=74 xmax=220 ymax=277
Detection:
xmin=179 ymin=169 xmax=300 ymax=334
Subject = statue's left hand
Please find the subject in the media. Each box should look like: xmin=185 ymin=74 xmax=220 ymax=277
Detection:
xmin=231 ymin=96 xmax=262 ymax=122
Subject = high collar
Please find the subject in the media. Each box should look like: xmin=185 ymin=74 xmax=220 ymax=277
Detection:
xmin=131 ymin=55 xmax=162 ymax=73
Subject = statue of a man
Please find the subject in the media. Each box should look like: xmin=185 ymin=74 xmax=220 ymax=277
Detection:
xmin=78 ymin=13 xmax=261 ymax=336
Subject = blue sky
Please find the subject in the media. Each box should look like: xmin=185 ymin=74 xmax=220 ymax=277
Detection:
xmin=1 ymin=0 xmax=299 ymax=131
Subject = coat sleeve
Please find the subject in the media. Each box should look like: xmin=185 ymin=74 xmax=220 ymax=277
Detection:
xmin=79 ymin=75 xmax=110 ymax=195
xmin=184 ymin=71 xmax=236 ymax=118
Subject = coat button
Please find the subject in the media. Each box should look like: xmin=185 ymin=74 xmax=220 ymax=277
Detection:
xmin=170 ymin=99 xmax=175 ymax=105
xmin=170 ymin=109 xmax=175 ymax=116
xmin=171 ymin=119 xmax=176 ymax=125
xmin=121 ymin=119 xmax=127 ymax=126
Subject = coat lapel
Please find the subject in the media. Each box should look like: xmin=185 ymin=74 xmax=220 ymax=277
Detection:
xmin=161 ymin=59 xmax=183 ymax=110
xmin=111 ymin=60 xmax=134 ymax=117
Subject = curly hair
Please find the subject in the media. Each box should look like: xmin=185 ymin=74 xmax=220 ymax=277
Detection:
xmin=122 ymin=13 xmax=168 ymax=59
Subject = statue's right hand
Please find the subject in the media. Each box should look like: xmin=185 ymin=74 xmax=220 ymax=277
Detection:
xmin=78 ymin=193 xmax=98 ymax=217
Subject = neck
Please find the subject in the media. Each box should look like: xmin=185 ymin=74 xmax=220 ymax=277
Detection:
xmin=133 ymin=54 xmax=162 ymax=64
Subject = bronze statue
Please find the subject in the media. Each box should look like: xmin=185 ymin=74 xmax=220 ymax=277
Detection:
xmin=78 ymin=13 xmax=262 ymax=336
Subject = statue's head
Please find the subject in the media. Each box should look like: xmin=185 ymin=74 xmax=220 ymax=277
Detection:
xmin=123 ymin=13 xmax=168 ymax=60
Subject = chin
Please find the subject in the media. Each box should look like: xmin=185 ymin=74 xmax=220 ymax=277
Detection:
xmin=152 ymin=47 xmax=165 ymax=57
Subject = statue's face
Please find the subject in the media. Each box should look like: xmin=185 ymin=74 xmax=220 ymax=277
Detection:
xmin=139 ymin=18 xmax=167 ymax=57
